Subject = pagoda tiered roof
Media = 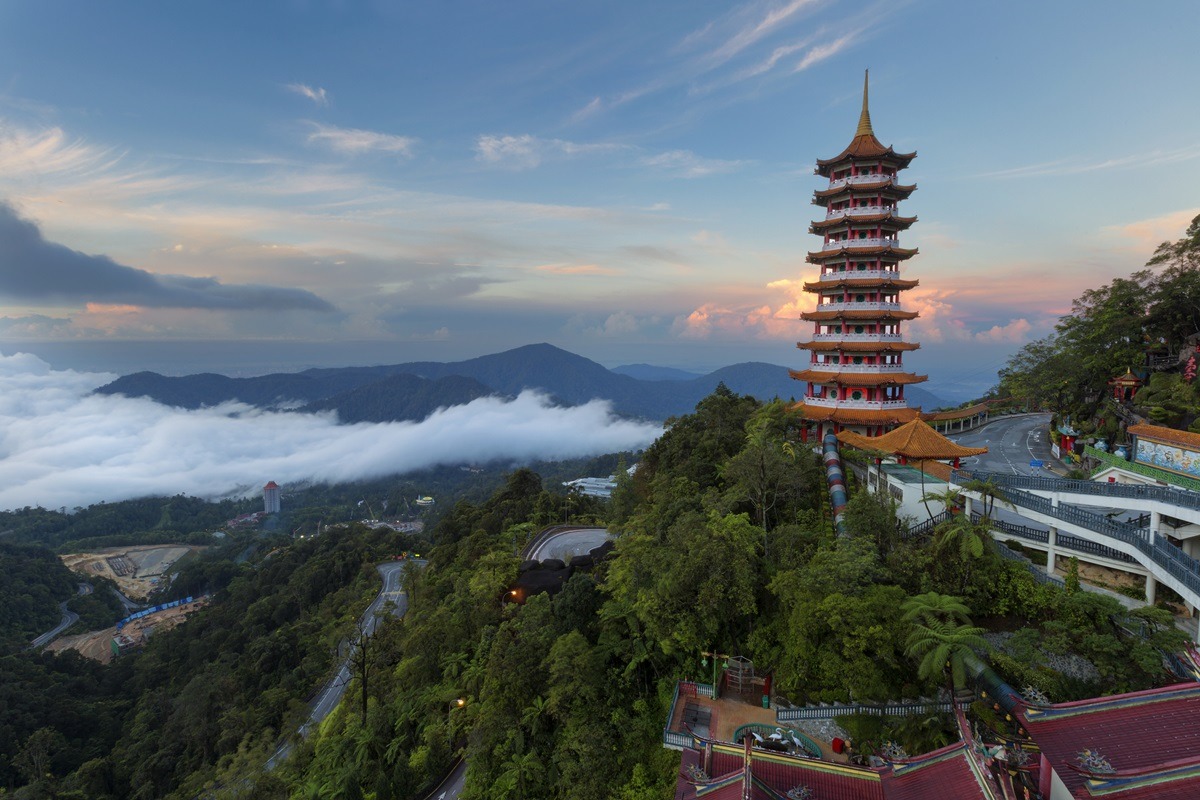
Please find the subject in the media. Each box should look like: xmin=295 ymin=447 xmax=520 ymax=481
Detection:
xmin=790 ymin=368 xmax=928 ymax=386
xmin=806 ymin=244 xmax=918 ymax=262
xmin=814 ymin=74 xmax=916 ymax=175
xmin=803 ymin=276 xmax=919 ymax=291
xmin=813 ymin=177 xmax=917 ymax=203
xmin=793 ymin=403 xmax=922 ymax=426
xmin=799 ymin=340 xmax=921 ymax=352
xmin=809 ymin=212 xmax=917 ymax=232
xmin=801 ymin=308 xmax=919 ymax=322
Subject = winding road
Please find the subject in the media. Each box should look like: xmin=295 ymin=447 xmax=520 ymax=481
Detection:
xmin=950 ymin=413 xmax=1057 ymax=476
xmin=29 ymin=582 xmax=91 ymax=650
xmin=265 ymin=559 xmax=420 ymax=770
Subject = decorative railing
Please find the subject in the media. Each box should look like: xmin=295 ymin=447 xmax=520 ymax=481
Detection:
xmin=816 ymin=269 xmax=902 ymax=282
xmin=810 ymin=333 xmax=903 ymax=342
xmin=825 ymin=174 xmax=904 ymax=190
xmin=825 ymin=205 xmax=895 ymax=220
xmin=899 ymin=510 xmax=953 ymax=540
xmin=816 ymin=302 xmax=903 ymax=312
xmin=996 ymin=542 xmax=1066 ymax=587
xmin=952 ymin=471 xmax=1200 ymax=597
xmin=807 ymin=363 xmax=908 ymax=373
xmin=802 ymin=397 xmax=909 ymax=410
xmin=823 ymin=237 xmax=900 ymax=251
xmin=960 ymin=469 xmax=1200 ymax=513
xmin=1084 ymin=445 xmax=1200 ymax=493
xmin=777 ymin=698 xmax=961 ymax=721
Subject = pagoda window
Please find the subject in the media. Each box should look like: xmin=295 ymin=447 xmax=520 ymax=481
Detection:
xmin=854 ymin=325 xmax=864 ymax=334
xmin=853 ymin=356 xmax=863 ymax=365
xmin=855 ymin=293 xmax=866 ymax=302
xmin=851 ymin=390 xmax=864 ymax=401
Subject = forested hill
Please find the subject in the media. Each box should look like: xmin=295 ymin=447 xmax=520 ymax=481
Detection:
xmin=95 ymin=343 xmax=947 ymax=421
xmin=0 ymin=542 xmax=77 ymax=648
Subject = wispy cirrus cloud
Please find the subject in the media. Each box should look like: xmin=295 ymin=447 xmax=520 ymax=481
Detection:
xmin=306 ymin=122 xmax=417 ymax=157
xmin=640 ymin=149 xmax=746 ymax=178
xmin=286 ymin=82 xmax=329 ymax=106
xmin=474 ymin=134 xmax=625 ymax=169
xmin=794 ymin=32 xmax=857 ymax=71
xmin=975 ymin=143 xmax=1200 ymax=180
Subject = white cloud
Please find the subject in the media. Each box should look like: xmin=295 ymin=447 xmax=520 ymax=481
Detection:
xmin=474 ymin=134 xmax=623 ymax=169
xmin=640 ymin=149 xmax=745 ymax=178
xmin=0 ymin=353 xmax=661 ymax=510
xmin=794 ymin=32 xmax=856 ymax=71
xmin=306 ymin=123 xmax=417 ymax=157
xmin=286 ymin=83 xmax=329 ymax=107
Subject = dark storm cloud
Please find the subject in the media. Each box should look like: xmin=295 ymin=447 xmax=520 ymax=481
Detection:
xmin=0 ymin=203 xmax=335 ymax=311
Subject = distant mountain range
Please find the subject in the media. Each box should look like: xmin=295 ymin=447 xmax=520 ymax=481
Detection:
xmin=95 ymin=343 xmax=948 ymax=422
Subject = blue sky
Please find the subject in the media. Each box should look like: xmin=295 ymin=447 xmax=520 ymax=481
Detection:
xmin=0 ymin=0 xmax=1197 ymax=399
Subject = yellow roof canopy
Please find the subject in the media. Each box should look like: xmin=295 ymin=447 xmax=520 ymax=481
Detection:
xmin=836 ymin=418 xmax=988 ymax=460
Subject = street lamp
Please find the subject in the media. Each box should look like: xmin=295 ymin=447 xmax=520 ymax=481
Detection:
xmin=700 ymin=650 xmax=731 ymax=699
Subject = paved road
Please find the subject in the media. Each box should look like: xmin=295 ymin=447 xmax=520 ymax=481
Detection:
xmin=526 ymin=526 xmax=611 ymax=561
xmin=951 ymin=414 xmax=1058 ymax=477
xmin=265 ymin=559 xmax=419 ymax=771
xmin=421 ymin=759 xmax=466 ymax=800
xmin=29 ymin=582 xmax=91 ymax=649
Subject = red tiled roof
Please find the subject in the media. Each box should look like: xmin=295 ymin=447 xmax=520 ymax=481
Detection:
xmin=802 ymin=277 xmax=920 ymax=291
xmin=798 ymin=340 xmax=921 ymax=352
xmin=1018 ymin=683 xmax=1200 ymax=799
xmin=880 ymin=742 xmax=996 ymax=800
xmin=801 ymin=309 xmax=920 ymax=322
xmin=836 ymin=418 xmax=988 ymax=459
xmin=1128 ymin=423 xmax=1200 ymax=451
xmin=789 ymin=368 xmax=928 ymax=386
xmin=792 ymin=403 xmax=922 ymax=426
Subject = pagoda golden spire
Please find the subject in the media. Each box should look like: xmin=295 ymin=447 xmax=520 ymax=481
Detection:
xmin=855 ymin=69 xmax=873 ymax=138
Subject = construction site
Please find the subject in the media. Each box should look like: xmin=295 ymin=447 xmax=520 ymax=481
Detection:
xmin=60 ymin=544 xmax=202 ymax=600
xmin=47 ymin=597 xmax=209 ymax=664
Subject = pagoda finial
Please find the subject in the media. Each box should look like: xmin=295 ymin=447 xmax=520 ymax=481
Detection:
xmin=855 ymin=69 xmax=874 ymax=138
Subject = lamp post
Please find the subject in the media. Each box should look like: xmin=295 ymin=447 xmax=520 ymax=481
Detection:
xmin=700 ymin=651 xmax=731 ymax=699
xmin=448 ymin=697 xmax=466 ymax=751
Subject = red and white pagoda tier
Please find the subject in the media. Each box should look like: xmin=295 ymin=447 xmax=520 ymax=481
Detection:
xmin=792 ymin=71 xmax=927 ymax=439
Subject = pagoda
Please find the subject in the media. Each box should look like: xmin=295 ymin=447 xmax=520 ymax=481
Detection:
xmin=792 ymin=71 xmax=926 ymax=440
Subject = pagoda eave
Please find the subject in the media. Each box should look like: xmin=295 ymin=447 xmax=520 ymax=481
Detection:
xmin=798 ymin=340 xmax=922 ymax=352
xmin=800 ymin=309 xmax=920 ymax=322
xmin=809 ymin=214 xmax=917 ymax=232
xmin=814 ymin=137 xmax=917 ymax=174
xmin=802 ymin=277 xmax=919 ymax=291
xmin=791 ymin=403 xmax=923 ymax=426
xmin=813 ymin=181 xmax=916 ymax=202
xmin=789 ymin=369 xmax=928 ymax=386
xmin=806 ymin=246 xmax=918 ymax=262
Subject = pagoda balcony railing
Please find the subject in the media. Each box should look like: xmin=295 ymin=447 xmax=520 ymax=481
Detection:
xmin=825 ymin=174 xmax=900 ymax=190
xmin=816 ymin=302 xmax=903 ymax=312
xmin=817 ymin=269 xmax=903 ymax=282
xmin=825 ymin=205 xmax=895 ymax=220
xmin=810 ymin=333 xmax=903 ymax=342
xmin=822 ymin=237 xmax=900 ymax=251
xmin=808 ymin=363 xmax=907 ymax=373
xmin=803 ymin=396 xmax=909 ymax=409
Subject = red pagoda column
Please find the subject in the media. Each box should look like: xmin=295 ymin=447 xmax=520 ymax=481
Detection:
xmin=791 ymin=71 xmax=927 ymax=439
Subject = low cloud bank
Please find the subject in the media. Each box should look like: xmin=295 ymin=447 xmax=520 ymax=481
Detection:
xmin=0 ymin=353 xmax=661 ymax=511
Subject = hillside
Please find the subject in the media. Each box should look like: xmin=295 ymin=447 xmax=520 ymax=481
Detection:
xmin=95 ymin=343 xmax=948 ymax=421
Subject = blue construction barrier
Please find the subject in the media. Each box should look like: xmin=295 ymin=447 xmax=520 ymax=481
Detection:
xmin=116 ymin=596 xmax=196 ymax=630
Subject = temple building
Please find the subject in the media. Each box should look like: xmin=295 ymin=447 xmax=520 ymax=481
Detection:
xmin=792 ymin=71 xmax=926 ymax=440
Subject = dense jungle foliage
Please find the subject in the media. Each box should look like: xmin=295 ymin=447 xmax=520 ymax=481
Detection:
xmin=4 ymin=390 xmax=1188 ymax=799
xmin=996 ymin=214 xmax=1200 ymax=435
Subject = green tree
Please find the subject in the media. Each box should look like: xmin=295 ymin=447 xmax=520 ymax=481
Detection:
xmin=904 ymin=619 xmax=989 ymax=689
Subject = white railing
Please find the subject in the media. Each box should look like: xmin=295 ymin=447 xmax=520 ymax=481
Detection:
xmin=816 ymin=302 xmax=902 ymax=312
xmin=825 ymin=205 xmax=894 ymax=220
xmin=822 ymin=237 xmax=901 ymax=251
xmin=810 ymin=333 xmax=903 ymax=342
xmin=824 ymin=174 xmax=900 ymax=190
xmin=807 ymin=363 xmax=907 ymax=373
xmin=817 ymin=269 xmax=902 ymax=282
xmin=802 ymin=397 xmax=910 ymax=409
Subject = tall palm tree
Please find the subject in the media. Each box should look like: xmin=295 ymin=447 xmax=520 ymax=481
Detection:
xmin=904 ymin=618 xmax=990 ymax=689
xmin=495 ymin=750 xmax=544 ymax=800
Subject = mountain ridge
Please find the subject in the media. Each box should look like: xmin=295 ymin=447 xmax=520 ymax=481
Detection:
xmin=95 ymin=342 xmax=948 ymax=422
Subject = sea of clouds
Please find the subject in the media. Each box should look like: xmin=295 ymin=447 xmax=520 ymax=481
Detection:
xmin=0 ymin=352 xmax=662 ymax=511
